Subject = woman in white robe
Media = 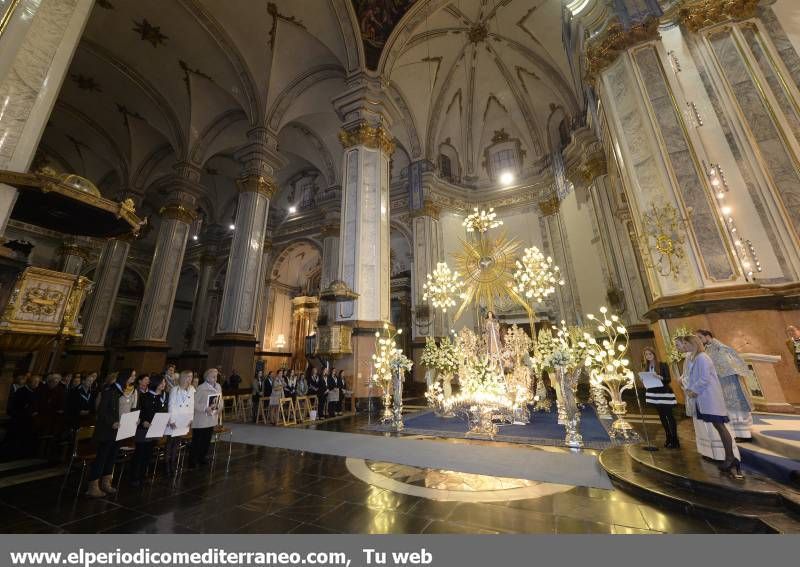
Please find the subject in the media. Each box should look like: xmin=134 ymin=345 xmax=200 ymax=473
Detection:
xmin=676 ymin=334 xmax=743 ymax=479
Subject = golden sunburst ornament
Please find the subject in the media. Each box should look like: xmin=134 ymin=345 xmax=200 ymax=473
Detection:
xmin=452 ymin=227 xmax=530 ymax=321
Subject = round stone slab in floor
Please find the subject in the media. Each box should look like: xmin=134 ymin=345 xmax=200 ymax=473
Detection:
xmin=346 ymin=458 xmax=575 ymax=502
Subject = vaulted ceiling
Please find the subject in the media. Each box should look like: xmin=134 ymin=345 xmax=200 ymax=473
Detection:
xmin=36 ymin=0 xmax=579 ymax=231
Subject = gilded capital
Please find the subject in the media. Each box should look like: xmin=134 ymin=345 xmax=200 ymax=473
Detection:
xmin=338 ymin=124 xmax=396 ymax=155
xmin=585 ymin=16 xmax=660 ymax=80
xmin=411 ymin=200 xmax=441 ymax=220
xmin=58 ymin=243 xmax=90 ymax=262
xmin=159 ymin=202 xmax=197 ymax=224
xmin=320 ymin=224 xmax=340 ymax=238
xmin=678 ymin=0 xmax=758 ymax=33
xmin=236 ymin=174 xmax=277 ymax=198
xmin=538 ymin=194 xmax=561 ymax=216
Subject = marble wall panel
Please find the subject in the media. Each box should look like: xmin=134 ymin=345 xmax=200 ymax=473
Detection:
xmin=634 ymin=47 xmax=734 ymax=280
xmin=758 ymin=6 xmax=800 ymax=93
xmin=742 ymin=26 xmax=800 ymax=143
xmin=709 ymin=31 xmax=800 ymax=238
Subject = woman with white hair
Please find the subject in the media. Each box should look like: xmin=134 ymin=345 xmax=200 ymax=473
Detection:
xmin=165 ymin=370 xmax=194 ymax=477
xmin=189 ymin=368 xmax=221 ymax=467
xmin=675 ymin=332 xmax=742 ymax=479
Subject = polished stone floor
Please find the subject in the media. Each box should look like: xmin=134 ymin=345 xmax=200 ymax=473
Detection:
xmin=0 ymin=412 xmax=731 ymax=534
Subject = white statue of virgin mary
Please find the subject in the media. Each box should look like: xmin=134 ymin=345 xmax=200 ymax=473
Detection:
xmin=485 ymin=311 xmax=502 ymax=360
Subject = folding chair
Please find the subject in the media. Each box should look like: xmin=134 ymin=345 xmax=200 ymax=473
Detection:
xmin=237 ymin=394 xmax=252 ymax=422
xmin=279 ymin=397 xmax=297 ymax=425
xmin=295 ymin=396 xmax=312 ymax=422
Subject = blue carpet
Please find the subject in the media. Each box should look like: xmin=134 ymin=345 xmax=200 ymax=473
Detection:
xmin=740 ymin=447 xmax=800 ymax=487
xmin=365 ymin=405 xmax=612 ymax=449
xmin=761 ymin=430 xmax=800 ymax=442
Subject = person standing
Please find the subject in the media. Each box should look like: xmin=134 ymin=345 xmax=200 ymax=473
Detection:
xmin=251 ymin=370 xmax=264 ymax=423
xmin=163 ymin=363 xmax=177 ymax=393
xmin=165 ymin=370 xmax=194 ymax=477
xmin=324 ymin=367 xmax=336 ymax=418
xmin=696 ymin=330 xmax=754 ymax=439
xmin=86 ymin=369 xmax=137 ymax=498
xmin=226 ymin=369 xmax=242 ymax=392
xmin=285 ymin=371 xmax=298 ymax=403
xmin=268 ymin=370 xmax=285 ymax=425
xmin=308 ymin=367 xmax=324 ymax=419
xmin=190 ymin=368 xmax=221 ymax=467
xmin=65 ymin=372 xmax=97 ymax=431
xmin=675 ymin=334 xmax=742 ymax=479
xmin=131 ymin=375 xmax=168 ymax=487
xmin=335 ymin=370 xmax=346 ymax=415
xmin=641 ymin=347 xmax=679 ymax=448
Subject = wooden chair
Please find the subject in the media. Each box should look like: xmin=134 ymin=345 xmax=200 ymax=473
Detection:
xmin=60 ymin=426 xmax=95 ymax=498
xmin=256 ymin=397 xmax=270 ymax=424
xmin=237 ymin=394 xmax=252 ymax=422
xmin=222 ymin=395 xmax=238 ymax=421
xmin=295 ymin=396 xmax=312 ymax=421
xmin=279 ymin=397 xmax=297 ymax=426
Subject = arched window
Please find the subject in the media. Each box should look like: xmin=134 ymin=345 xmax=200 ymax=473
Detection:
xmin=438 ymin=154 xmax=453 ymax=182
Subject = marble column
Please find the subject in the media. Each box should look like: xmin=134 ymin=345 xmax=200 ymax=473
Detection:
xmin=58 ymin=240 xmax=90 ymax=275
xmin=124 ymin=198 xmax=195 ymax=372
xmin=411 ymin=199 xmax=445 ymax=339
xmin=537 ymin=198 xmax=580 ymax=325
xmin=187 ymin=253 xmax=217 ymax=353
xmin=0 ymin=0 xmax=93 ymax=237
xmin=319 ymin=221 xmax=340 ymax=324
xmin=331 ymin=80 xmax=395 ymax=402
xmin=254 ymin=243 xmax=273 ymax=352
xmin=66 ymin=237 xmax=131 ymax=370
xmin=207 ymin=130 xmax=284 ymax=383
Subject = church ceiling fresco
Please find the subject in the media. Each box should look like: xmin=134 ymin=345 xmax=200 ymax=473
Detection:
xmin=352 ymin=0 xmax=419 ymax=69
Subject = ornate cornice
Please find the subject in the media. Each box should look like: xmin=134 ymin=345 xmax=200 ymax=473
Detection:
xmin=338 ymin=124 xmax=396 ymax=155
xmin=678 ymin=0 xmax=759 ymax=33
xmin=236 ymin=174 xmax=276 ymax=198
xmin=159 ymin=202 xmax=197 ymax=224
xmin=585 ymin=16 xmax=661 ymax=80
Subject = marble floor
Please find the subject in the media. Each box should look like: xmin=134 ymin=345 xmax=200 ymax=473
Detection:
xmin=0 ymin=413 xmax=731 ymax=534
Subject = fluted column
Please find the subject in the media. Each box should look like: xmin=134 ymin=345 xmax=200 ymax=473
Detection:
xmin=208 ymin=129 xmax=285 ymax=382
xmin=59 ymin=240 xmax=90 ymax=275
xmin=538 ymin=198 xmax=580 ymax=325
xmin=319 ymin=221 xmax=340 ymax=323
xmin=187 ymin=253 xmax=217 ymax=353
xmin=411 ymin=199 xmax=444 ymax=339
xmin=64 ymin=237 xmax=131 ymax=371
xmin=254 ymin=242 xmax=273 ymax=352
xmin=0 ymin=0 xmax=93 ymax=237
xmin=125 ymin=197 xmax=195 ymax=371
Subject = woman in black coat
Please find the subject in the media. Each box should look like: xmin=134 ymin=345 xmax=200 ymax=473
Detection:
xmin=86 ymin=369 xmax=136 ymax=498
xmin=130 ymin=375 xmax=168 ymax=486
xmin=642 ymin=347 xmax=679 ymax=448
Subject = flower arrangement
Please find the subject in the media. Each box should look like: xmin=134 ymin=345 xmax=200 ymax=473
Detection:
xmin=461 ymin=355 xmax=506 ymax=399
xmin=546 ymin=345 xmax=574 ymax=369
xmin=463 ymin=207 xmax=502 ymax=233
xmin=420 ymin=336 xmax=459 ymax=375
xmin=424 ymin=381 xmax=444 ymax=409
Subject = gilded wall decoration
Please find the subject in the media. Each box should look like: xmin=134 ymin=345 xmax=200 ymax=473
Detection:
xmin=678 ymin=0 xmax=759 ymax=33
xmin=637 ymin=203 xmax=688 ymax=279
xmin=585 ymin=16 xmax=660 ymax=80
xmin=20 ymin=288 xmax=64 ymax=317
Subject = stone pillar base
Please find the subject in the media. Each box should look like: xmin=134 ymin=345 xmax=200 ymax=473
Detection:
xmin=122 ymin=341 xmax=170 ymax=374
xmin=207 ymin=333 xmax=257 ymax=387
xmin=64 ymin=344 xmax=107 ymax=373
xmin=332 ymin=321 xmax=391 ymax=399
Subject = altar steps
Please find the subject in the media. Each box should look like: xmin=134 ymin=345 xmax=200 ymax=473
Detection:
xmin=599 ymin=444 xmax=800 ymax=534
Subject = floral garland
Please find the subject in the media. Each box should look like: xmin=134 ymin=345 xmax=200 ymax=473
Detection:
xmin=461 ymin=354 xmax=506 ymax=399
